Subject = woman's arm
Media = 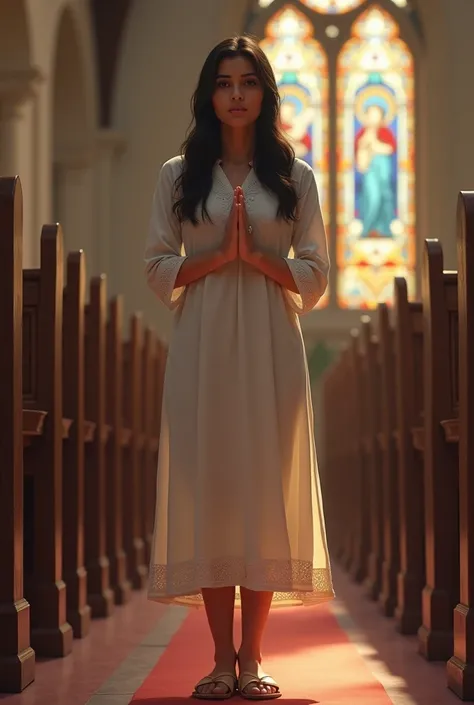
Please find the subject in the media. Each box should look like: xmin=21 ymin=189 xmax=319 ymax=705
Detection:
xmin=174 ymin=248 xmax=227 ymax=287
xmin=245 ymin=248 xmax=299 ymax=293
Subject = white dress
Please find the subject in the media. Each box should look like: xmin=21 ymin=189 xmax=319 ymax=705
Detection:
xmin=144 ymin=155 xmax=335 ymax=608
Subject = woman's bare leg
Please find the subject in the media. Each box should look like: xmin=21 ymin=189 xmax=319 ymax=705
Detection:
xmin=239 ymin=588 xmax=278 ymax=696
xmin=196 ymin=587 xmax=237 ymax=695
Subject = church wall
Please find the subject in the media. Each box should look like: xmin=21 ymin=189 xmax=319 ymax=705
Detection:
xmin=110 ymin=0 xmax=250 ymax=337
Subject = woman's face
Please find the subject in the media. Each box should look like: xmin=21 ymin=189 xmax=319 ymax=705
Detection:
xmin=212 ymin=55 xmax=264 ymax=128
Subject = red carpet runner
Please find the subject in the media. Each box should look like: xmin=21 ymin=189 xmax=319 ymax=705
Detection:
xmin=130 ymin=603 xmax=392 ymax=704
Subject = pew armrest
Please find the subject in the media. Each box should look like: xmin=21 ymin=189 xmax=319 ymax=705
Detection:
xmin=121 ymin=428 xmax=132 ymax=447
xmin=62 ymin=418 xmax=74 ymax=439
xmin=23 ymin=409 xmax=47 ymax=447
xmin=440 ymin=418 xmax=459 ymax=444
xmin=412 ymin=426 xmax=424 ymax=452
xmin=84 ymin=420 xmax=96 ymax=443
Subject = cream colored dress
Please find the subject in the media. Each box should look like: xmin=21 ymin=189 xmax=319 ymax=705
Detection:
xmin=144 ymin=155 xmax=335 ymax=608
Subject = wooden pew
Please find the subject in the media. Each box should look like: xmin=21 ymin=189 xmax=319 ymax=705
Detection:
xmin=418 ymin=239 xmax=459 ymax=661
xmin=142 ymin=327 xmax=157 ymax=565
xmin=84 ymin=276 xmax=114 ymax=617
xmin=62 ymin=250 xmax=92 ymax=637
xmin=339 ymin=344 xmax=355 ymax=571
xmin=360 ymin=317 xmax=383 ymax=601
xmin=393 ymin=277 xmax=425 ymax=635
xmin=348 ymin=329 xmax=370 ymax=584
xmin=332 ymin=346 xmax=354 ymax=565
xmin=0 ymin=177 xmax=35 ymax=692
xmin=321 ymin=355 xmax=336 ymax=554
xmin=447 ymin=191 xmax=474 ymax=699
xmin=106 ymin=295 xmax=132 ymax=604
xmin=123 ymin=313 xmax=148 ymax=589
xmin=23 ymin=224 xmax=73 ymax=656
xmin=377 ymin=303 xmax=400 ymax=618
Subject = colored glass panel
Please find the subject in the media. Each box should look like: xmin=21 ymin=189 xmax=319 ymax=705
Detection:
xmin=336 ymin=5 xmax=415 ymax=309
xmin=260 ymin=5 xmax=330 ymax=307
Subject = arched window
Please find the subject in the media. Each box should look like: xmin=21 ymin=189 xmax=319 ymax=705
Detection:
xmin=252 ymin=0 xmax=418 ymax=311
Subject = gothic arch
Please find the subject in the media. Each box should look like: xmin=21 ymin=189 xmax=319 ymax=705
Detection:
xmin=51 ymin=3 xmax=97 ymax=153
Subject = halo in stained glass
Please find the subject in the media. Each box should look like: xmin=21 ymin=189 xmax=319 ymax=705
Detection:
xmin=336 ymin=5 xmax=415 ymax=309
xmin=258 ymin=0 xmax=410 ymax=10
xmin=260 ymin=4 xmax=330 ymax=307
xmin=299 ymin=0 xmax=365 ymax=12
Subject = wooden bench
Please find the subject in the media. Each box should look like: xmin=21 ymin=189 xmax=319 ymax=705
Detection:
xmin=360 ymin=317 xmax=384 ymax=601
xmin=23 ymin=224 xmax=74 ymax=657
xmin=447 ymin=192 xmax=474 ymax=699
xmin=348 ymin=329 xmax=370 ymax=584
xmin=62 ymin=249 xmax=92 ymax=638
xmin=0 ymin=177 xmax=35 ymax=692
xmin=377 ymin=303 xmax=399 ymax=618
xmin=123 ymin=314 xmax=148 ymax=589
xmin=418 ymin=239 xmax=459 ymax=661
xmin=106 ymin=294 xmax=132 ymax=605
xmin=392 ymin=277 xmax=425 ymax=635
xmin=84 ymin=275 xmax=115 ymax=617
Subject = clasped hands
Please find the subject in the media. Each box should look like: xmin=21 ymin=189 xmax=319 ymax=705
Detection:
xmin=219 ymin=186 xmax=259 ymax=266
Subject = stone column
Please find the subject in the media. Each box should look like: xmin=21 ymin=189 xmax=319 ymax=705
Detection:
xmin=94 ymin=129 xmax=127 ymax=281
xmin=53 ymin=141 xmax=96 ymax=268
xmin=0 ymin=68 xmax=41 ymax=176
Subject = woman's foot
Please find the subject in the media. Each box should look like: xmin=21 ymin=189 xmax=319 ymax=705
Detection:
xmin=237 ymin=652 xmax=281 ymax=700
xmin=193 ymin=652 xmax=238 ymax=699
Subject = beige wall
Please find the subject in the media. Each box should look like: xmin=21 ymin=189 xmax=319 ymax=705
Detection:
xmin=111 ymin=0 xmax=250 ymax=337
xmin=1 ymin=0 xmax=474 ymax=340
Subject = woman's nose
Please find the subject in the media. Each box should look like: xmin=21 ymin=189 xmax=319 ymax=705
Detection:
xmin=231 ymin=86 xmax=244 ymax=101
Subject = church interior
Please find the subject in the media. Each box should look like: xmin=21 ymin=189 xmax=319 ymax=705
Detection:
xmin=1 ymin=0 xmax=474 ymax=703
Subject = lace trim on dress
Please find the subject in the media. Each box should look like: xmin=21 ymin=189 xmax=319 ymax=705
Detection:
xmin=147 ymin=557 xmax=335 ymax=608
xmin=284 ymin=259 xmax=321 ymax=315
xmin=147 ymin=255 xmax=187 ymax=310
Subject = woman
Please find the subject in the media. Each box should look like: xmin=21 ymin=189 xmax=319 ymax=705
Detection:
xmin=144 ymin=35 xmax=334 ymax=701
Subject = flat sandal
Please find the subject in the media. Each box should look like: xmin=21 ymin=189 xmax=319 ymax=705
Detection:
xmin=192 ymin=672 xmax=238 ymax=700
xmin=238 ymin=671 xmax=282 ymax=700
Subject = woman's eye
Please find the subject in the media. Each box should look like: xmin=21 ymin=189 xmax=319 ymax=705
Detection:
xmin=217 ymin=81 xmax=229 ymax=89
xmin=246 ymin=79 xmax=258 ymax=86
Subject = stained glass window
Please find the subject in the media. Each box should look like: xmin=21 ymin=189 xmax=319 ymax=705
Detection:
xmin=258 ymin=2 xmax=416 ymax=310
xmin=336 ymin=6 xmax=415 ymax=308
xmin=260 ymin=5 xmax=330 ymax=307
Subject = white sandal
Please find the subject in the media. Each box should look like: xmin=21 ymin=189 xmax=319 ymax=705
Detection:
xmin=238 ymin=671 xmax=281 ymax=700
xmin=192 ymin=672 xmax=238 ymax=700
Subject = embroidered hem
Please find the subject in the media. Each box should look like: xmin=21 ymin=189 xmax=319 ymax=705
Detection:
xmin=147 ymin=558 xmax=335 ymax=608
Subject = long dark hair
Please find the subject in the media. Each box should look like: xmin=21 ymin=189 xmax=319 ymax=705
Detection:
xmin=172 ymin=35 xmax=297 ymax=226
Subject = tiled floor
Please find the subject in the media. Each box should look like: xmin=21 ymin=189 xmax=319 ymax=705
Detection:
xmin=0 ymin=591 xmax=170 ymax=705
xmin=0 ymin=566 xmax=464 ymax=705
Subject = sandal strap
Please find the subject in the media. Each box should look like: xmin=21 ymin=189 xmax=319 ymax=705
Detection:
xmin=195 ymin=672 xmax=237 ymax=693
xmin=239 ymin=672 xmax=280 ymax=692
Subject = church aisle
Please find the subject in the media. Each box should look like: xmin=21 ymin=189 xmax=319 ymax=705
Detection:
xmin=1 ymin=566 xmax=462 ymax=705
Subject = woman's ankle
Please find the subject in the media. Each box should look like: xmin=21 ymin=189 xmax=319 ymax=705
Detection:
xmin=237 ymin=646 xmax=262 ymax=663
xmin=214 ymin=646 xmax=237 ymax=664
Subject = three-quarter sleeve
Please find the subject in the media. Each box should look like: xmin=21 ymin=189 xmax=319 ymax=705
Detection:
xmin=283 ymin=163 xmax=329 ymax=315
xmin=144 ymin=159 xmax=188 ymax=310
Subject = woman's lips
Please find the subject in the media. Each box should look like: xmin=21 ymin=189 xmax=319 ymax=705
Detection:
xmin=229 ymin=108 xmax=247 ymax=113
